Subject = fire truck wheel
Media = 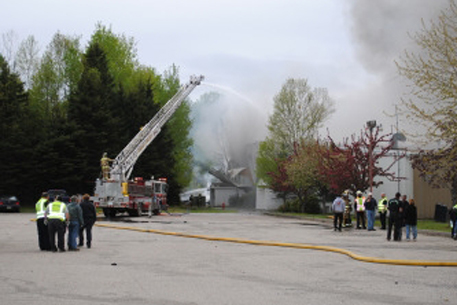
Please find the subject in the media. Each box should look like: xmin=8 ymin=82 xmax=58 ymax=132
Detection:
xmin=103 ymin=208 xmax=117 ymax=218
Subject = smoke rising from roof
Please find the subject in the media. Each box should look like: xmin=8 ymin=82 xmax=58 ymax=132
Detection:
xmin=330 ymin=0 xmax=448 ymax=144
xmin=190 ymin=85 xmax=268 ymax=182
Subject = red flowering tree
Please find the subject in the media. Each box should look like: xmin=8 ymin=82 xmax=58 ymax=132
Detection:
xmin=319 ymin=124 xmax=405 ymax=195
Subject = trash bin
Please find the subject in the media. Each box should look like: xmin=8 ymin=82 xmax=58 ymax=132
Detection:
xmin=434 ymin=204 xmax=448 ymax=223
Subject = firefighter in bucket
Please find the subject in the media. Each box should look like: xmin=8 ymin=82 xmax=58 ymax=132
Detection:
xmin=101 ymin=152 xmax=114 ymax=180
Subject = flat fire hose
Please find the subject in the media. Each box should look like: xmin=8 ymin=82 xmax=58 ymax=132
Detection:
xmin=95 ymin=223 xmax=457 ymax=267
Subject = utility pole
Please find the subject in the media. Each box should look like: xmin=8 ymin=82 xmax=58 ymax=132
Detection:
xmin=367 ymin=120 xmax=377 ymax=192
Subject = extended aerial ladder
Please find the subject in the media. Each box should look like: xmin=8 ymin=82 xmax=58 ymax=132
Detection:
xmin=110 ymin=75 xmax=204 ymax=182
xmin=93 ymin=75 xmax=204 ymax=217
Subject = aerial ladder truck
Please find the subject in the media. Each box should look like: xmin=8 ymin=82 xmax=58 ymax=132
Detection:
xmin=92 ymin=75 xmax=204 ymax=217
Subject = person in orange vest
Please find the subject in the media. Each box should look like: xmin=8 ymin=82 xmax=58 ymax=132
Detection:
xmin=354 ymin=190 xmax=366 ymax=229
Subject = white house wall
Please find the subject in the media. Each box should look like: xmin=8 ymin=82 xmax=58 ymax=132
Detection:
xmin=210 ymin=187 xmax=238 ymax=207
xmin=256 ymin=187 xmax=282 ymax=210
xmin=372 ymin=153 xmax=414 ymax=201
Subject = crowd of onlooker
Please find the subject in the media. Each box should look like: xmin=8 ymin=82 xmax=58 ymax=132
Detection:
xmin=332 ymin=191 xmax=418 ymax=241
xmin=35 ymin=192 xmax=97 ymax=252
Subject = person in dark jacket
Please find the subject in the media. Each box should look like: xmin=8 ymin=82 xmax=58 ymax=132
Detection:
xmin=387 ymin=192 xmax=403 ymax=241
xmin=79 ymin=194 xmax=97 ymax=248
xmin=67 ymin=195 xmax=84 ymax=251
xmin=404 ymin=199 xmax=418 ymax=241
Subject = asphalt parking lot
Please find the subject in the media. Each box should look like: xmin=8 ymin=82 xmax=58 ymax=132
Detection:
xmin=1 ymin=212 xmax=457 ymax=305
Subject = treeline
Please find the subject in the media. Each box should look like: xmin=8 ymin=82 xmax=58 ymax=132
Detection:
xmin=0 ymin=25 xmax=193 ymax=206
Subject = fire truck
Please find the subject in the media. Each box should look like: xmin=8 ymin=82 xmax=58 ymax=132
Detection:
xmin=92 ymin=75 xmax=204 ymax=217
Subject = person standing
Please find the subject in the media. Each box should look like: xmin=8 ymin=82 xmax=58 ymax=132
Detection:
xmin=45 ymin=196 xmax=69 ymax=252
xmin=342 ymin=190 xmax=352 ymax=227
xmin=399 ymin=194 xmax=409 ymax=239
xmin=100 ymin=152 xmax=114 ymax=180
xmin=404 ymin=199 xmax=418 ymax=241
xmin=79 ymin=194 xmax=97 ymax=249
xmin=332 ymin=194 xmax=345 ymax=231
xmin=449 ymin=203 xmax=457 ymax=239
xmin=364 ymin=193 xmax=377 ymax=231
xmin=354 ymin=191 xmax=366 ymax=229
xmin=378 ymin=193 xmax=388 ymax=230
xmin=387 ymin=192 xmax=402 ymax=241
xmin=35 ymin=192 xmax=51 ymax=251
xmin=67 ymin=195 xmax=84 ymax=251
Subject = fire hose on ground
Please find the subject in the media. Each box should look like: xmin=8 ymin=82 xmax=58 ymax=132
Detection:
xmin=95 ymin=223 xmax=457 ymax=267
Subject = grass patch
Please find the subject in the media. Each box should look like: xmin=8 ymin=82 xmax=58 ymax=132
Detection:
xmin=417 ymin=220 xmax=451 ymax=232
xmin=270 ymin=212 xmax=452 ymax=232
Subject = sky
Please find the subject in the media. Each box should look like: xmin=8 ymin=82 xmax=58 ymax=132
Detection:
xmin=1 ymin=0 xmax=451 ymax=160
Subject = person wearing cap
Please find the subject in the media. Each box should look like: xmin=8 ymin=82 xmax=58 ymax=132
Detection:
xmin=67 ymin=195 xmax=84 ymax=251
xmin=354 ymin=191 xmax=366 ymax=229
xmin=332 ymin=193 xmax=346 ymax=231
xmin=364 ymin=192 xmax=377 ymax=231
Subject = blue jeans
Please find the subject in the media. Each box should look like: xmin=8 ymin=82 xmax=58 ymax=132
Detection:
xmin=406 ymin=225 xmax=417 ymax=240
xmin=366 ymin=210 xmax=375 ymax=230
xmin=68 ymin=221 xmax=80 ymax=249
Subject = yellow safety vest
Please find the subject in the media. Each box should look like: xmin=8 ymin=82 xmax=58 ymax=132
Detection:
xmin=47 ymin=201 xmax=67 ymax=221
xmin=378 ymin=198 xmax=388 ymax=213
xmin=35 ymin=198 xmax=47 ymax=219
xmin=356 ymin=197 xmax=365 ymax=211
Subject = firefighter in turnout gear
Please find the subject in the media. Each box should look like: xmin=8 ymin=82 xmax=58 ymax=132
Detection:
xmin=378 ymin=193 xmax=388 ymax=230
xmin=45 ymin=196 xmax=69 ymax=252
xmin=354 ymin=190 xmax=366 ymax=229
xmin=342 ymin=190 xmax=352 ymax=227
xmin=35 ymin=192 xmax=51 ymax=251
xmin=101 ymin=152 xmax=114 ymax=180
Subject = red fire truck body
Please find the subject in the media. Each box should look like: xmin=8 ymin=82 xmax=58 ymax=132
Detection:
xmin=93 ymin=177 xmax=168 ymax=217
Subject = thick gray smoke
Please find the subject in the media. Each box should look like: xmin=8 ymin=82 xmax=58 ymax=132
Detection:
xmin=335 ymin=0 xmax=449 ymax=145
xmin=190 ymin=85 xmax=268 ymax=184
xmin=349 ymin=0 xmax=448 ymax=76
